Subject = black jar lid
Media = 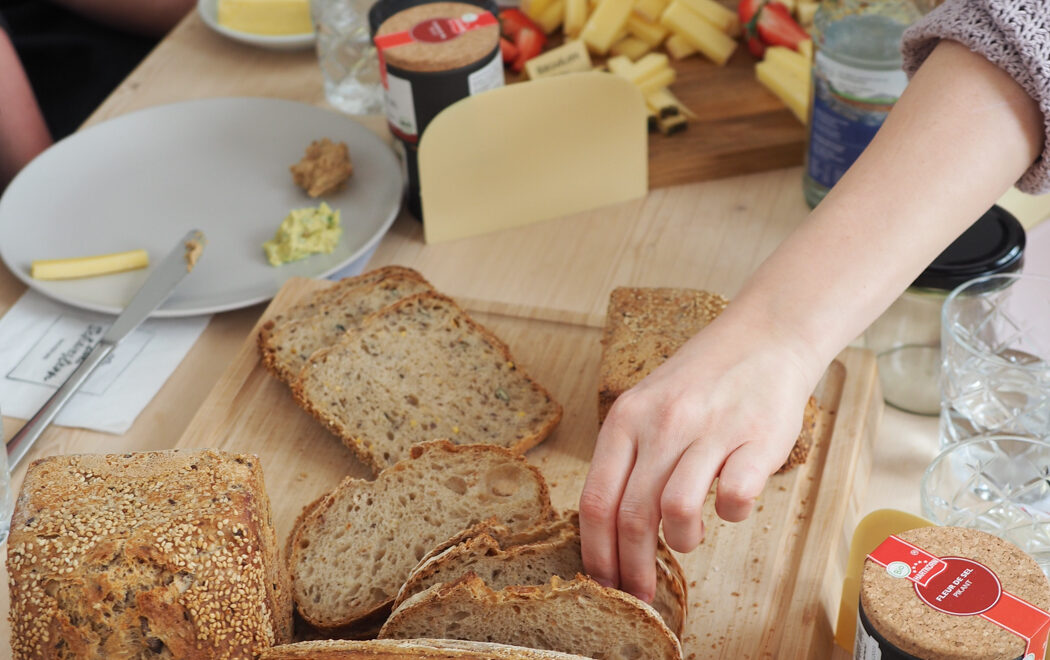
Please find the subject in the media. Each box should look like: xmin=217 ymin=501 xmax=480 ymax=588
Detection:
xmin=912 ymin=205 xmax=1025 ymax=291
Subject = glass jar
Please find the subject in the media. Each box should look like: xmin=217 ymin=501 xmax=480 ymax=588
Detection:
xmin=864 ymin=205 xmax=1025 ymax=414
xmin=802 ymin=0 xmax=923 ymax=208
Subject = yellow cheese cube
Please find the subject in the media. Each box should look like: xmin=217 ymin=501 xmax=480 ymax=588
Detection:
xmin=797 ymin=1 xmax=818 ymax=25
xmin=606 ymin=54 xmax=636 ymax=77
xmin=676 ymin=0 xmax=740 ymax=36
xmin=31 ymin=249 xmax=150 ymax=280
xmin=646 ymin=87 xmax=697 ymax=119
xmin=798 ymin=38 xmax=813 ymax=60
xmin=581 ymin=0 xmax=635 ymax=54
xmin=664 ymin=33 xmax=696 ymax=59
xmin=217 ymin=0 xmax=312 ymax=35
xmin=625 ymin=13 xmax=669 ymax=47
xmin=631 ymin=52 xmax=670 ymax=81
xmin=564 ymin=0 xmax=589 ymax=37
xmin=536 ymin=0 xmax=566 ymax=33
xmin=523 ymin=0 xmax=557 ymax=21
xmin=756 ymin=59 xmax=809 ymax=123
xmin=524 ymin=39 xmax=593 ymax=78
xmin=635 ymin=67 xmax=675 ymax=95
xmin=632 ymin=0 xmax=669 ymax=23
xmin=660 ymin=2 xmax=736 ymax=65
xmin=610 ymin=35 xmax=654 ymax=60
xmin=765 ymin=45 xmax=809 ymax=81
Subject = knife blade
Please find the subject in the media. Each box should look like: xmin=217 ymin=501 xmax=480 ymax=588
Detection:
xmin=7 ymin=229 xmax=205 ymax=469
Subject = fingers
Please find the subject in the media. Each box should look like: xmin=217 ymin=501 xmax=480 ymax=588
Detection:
xmin=579 ymin=422 xmax=636 ymax=590
xmin=715 ymin=441 xmax=784 ymax=522
xmin=615 ymin=446 xmax=677 ymax=602
xmin=660 ymin=441 xmax=724 ymax=553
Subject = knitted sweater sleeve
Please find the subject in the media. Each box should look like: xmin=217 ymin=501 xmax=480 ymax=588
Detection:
xmin=901 ymin=0 xmax=1050 ymax=193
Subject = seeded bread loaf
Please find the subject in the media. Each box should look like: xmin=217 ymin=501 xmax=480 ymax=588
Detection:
xmin=600 ymin=286 xmax=817 ymax=472
xmin=288 ymin=440 xmax=554 ymax=633
xmin=259 ymin=639 xmax=591 ymax=659
xmin=394 ymin=511 xmax=688 ymax=639
xmin=292 ymin=291 xmax=562 ymax=473
xmin=7 ymin=449 xmax=291 ymax=660
xmin=259 ymin=267 xmax=434 ymax=384
xmin=380 ymin=574 xmax=684 ymax=660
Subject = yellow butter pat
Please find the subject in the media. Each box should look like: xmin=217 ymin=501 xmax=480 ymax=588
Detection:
xmin=31 ymin=249 xmax=149 ymax=280
xmin=263 ymin=202 xmax=342 ymax=266
xmin=217 ymin=0 xmax=312 ymax=35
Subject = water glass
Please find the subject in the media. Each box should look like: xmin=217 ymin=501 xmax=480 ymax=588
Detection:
xmin=921 ymin=435 xmax=1050 ymax=576
xmin=940 ymin=273 xmax=1050 ymax=447
xmin=313 ymin=0 xmax=385 ymax=115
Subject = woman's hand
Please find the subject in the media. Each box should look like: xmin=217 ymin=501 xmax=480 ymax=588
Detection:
xmin=578 ymin=313 xmax=820 ymax=602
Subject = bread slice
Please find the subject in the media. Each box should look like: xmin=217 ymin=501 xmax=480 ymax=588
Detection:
xmin=292 ymin=291 xmax=563 ymax=473
xmin=599 ymin=286 xmax=817 ymax=472
xmin=288 ymin=440 xmax=554 ymax=632
xmin=7 ymin=449 xmax=292 ymax=659
xmin=380 ymin=574 xmax=684 ymax=660
xmin=259 ymin=267 xmax=434 ymax=384
xmin=395 ymin=511 xmax=688 ymax=639
xmin=260 ymin=639 xmax=591 ymax=659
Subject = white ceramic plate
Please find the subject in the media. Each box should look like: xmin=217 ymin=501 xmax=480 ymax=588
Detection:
xmin=0 ymin=97 xmax=403 ymax=317
xmin=197 ymin=0 xmax=315 ymax=51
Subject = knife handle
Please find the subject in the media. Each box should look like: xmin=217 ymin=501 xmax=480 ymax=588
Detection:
xmin=7 ymin=341 xmax=115 ymax=470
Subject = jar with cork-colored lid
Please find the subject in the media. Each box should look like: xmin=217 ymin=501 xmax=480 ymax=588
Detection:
xmin=863 ymin=205 xmax=1025 ymax=415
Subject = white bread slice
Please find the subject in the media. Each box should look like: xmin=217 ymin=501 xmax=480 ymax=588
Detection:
xmin=259 ymin=639 xmax=591 ymax=659
xmin=380 ymin=574 xmax=684 ymax=660
xmin=292 ymin=291 xmax=563 ymax=473
xmin=258 ymin=267 xmax=434 ymax=384
xmin=395 ymin=512 xmax=687 ymax=638
xmin=288 ymin=441 xmax=554 ymax=632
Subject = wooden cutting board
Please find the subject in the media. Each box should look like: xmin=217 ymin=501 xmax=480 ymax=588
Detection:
xmin=176 ymin=277 xmax=880 ymax=658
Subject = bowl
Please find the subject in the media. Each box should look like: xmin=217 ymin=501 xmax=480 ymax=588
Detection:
xmin=197 ymin=0 xmax=316 ymax=51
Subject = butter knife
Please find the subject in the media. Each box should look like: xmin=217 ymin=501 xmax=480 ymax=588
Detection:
xmin=7 ymin=230 xmax=205 ymax=469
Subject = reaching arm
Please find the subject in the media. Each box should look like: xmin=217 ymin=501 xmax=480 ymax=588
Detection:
xmin=578 ymin=39 xmax=1044 ymax=602
xmin=0 ymin=29 xmax=52 ymax=188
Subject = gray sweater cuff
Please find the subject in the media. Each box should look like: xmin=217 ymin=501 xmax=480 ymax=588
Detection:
xmin=901 ymin=0 xmax=1050 ymax=194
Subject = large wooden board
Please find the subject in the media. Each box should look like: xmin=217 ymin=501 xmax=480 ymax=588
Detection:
xmin=175 ymin=277 xmax=881 ymax=658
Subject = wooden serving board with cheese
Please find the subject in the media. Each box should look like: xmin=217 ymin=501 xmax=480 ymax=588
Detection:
xmin=175 ymin=276 xmax=880 ymax=658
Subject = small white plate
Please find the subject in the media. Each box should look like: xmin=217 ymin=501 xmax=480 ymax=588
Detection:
xmin=197 ymin=0 xmax=315 ymax=51
xmin=0 ymin=97 xmax=404 ymax=317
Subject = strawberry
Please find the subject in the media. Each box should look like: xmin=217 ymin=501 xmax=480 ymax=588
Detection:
xmin=499 ymin=8 xmax=546 ymax=45
xmin=746 ymin=35 xmax=765 ymax=57
xmin=737 ymin=0 xmax=764 ymax=26
xmin=755 ymin=2 xmax=809 ymax=51
xmin=500 ymin=36 xmax=519 ymax=63
xmin=511 ymin=26 xmax=544 ymax=73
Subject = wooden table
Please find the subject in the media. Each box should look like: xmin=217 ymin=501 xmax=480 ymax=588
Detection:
xmin=0 ymin=9 xmax=1019 ymax=656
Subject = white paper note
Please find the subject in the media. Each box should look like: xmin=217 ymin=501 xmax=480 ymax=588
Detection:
xmin=0 ymin=291 xmax=210 ymax=434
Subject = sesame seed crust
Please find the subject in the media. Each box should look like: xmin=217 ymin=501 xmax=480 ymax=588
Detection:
xmin=7 ymin=449 xmax=292 ymax=659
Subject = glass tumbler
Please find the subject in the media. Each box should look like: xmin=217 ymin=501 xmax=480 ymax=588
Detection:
xmin=940 ymin=273 xmax=1050 ymax=447
xmin=313 ymin=0 xmax=385 ymax=115
xmin=921 ymin=435 xmax=1050 ymax=577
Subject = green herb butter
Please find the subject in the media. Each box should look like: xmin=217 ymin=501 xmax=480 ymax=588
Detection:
xmin=263 ymin=202 xmax=342 ymax=266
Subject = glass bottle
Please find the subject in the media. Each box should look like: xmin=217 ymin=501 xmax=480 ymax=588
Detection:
xmin=801 ymin=0 xmax=923 ymax=208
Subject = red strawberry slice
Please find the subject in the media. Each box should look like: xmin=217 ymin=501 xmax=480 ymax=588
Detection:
xmin=511 ymin=26 xmax=544 ymax=73
xmin=499 ymin=8 xmax=546 ymax=45
xmin=755 ymin=2 xmax=809 ymax=51
xmin=500 ymin=36 xmax=519 ymax=63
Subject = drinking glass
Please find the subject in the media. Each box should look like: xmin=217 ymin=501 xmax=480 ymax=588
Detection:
xmin=921 ymin=435 xmax=1050 ymax=576
xmin=313 ymin=0 xmax=385 ymax=115
xmin=940 ymin=273 xmax=1050 ymax=447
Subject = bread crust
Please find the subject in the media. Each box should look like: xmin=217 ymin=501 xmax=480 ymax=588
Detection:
xmin=260 ymin=639 xmax=591 ymax=659
xmin=380 ymin=574 xmax=683 ymax=660
xmin=290 ymin=291 xmax=563 ymax=474
xmin=7 ymin=449 xmax=291 ymax=659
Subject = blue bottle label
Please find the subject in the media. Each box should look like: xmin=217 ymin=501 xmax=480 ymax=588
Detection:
xmin=806 ymin=54 xmax=908 ymax=190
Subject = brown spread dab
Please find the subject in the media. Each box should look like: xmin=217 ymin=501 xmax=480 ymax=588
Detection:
xmin=291 ymin=138 xmax=354 ymax=198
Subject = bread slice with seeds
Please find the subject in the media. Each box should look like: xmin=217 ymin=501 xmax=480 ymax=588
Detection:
xmin=260 ymin=639 xmax=591 ymax=659
xmin=599 ymin=286 xmax=817 ymax=472
xmin=292 ymin=291 xmax=562 ymax=473
xmin=380 ymin=574 xmax=683 ymax=660
xmin=7 ymin=449 xmax=291 ymax=660
xmin=394 ymin=511 xmax=688 ymax=638
xmin=258 ymin=266 xmax=434 ymax=384
xmin=288 ymin=440 xmax=554 ymax=633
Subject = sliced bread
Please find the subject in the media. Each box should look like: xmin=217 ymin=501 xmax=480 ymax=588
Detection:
xmin=379 ymin=574 xmax=684 ymax=660
xmin=259 ymin=639 xmax=591 ymax=659
xmin=394 ymin=512 xmax=688 ymax=639
xmin=259 ymin=267 xmax=434 ymax=384
xmin=288 ymin=440 xmax=554 ymax=632
xmin=292 ymin=291 xmax=563 ymax=473
xmin=599 ymin=286 xmax=817 ymax=472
